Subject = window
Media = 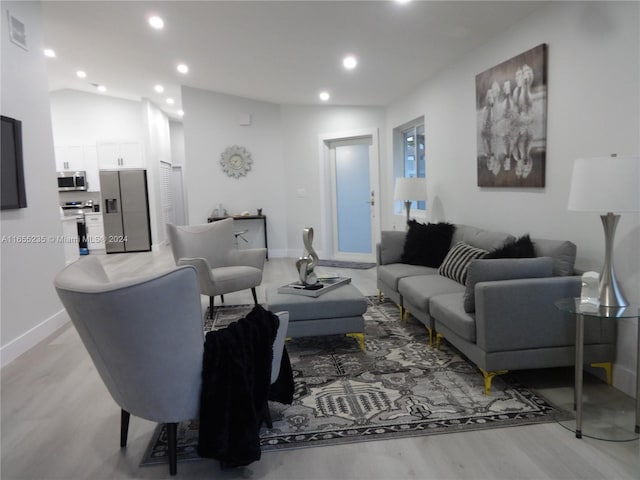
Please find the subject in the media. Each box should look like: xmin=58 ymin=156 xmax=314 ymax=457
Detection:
xmin=394 ymin=117 xmax=425 ymax=214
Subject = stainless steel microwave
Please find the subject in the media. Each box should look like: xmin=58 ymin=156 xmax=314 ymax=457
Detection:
xmin=57 ymin=171 xmax=87 ymax=191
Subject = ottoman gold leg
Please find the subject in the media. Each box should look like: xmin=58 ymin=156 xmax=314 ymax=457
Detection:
xmin=346 ymin=333 xmax=365 ymax=351
xmin=378 ymin=290 xmax=384 ymax=302
xmin=425 ymin=327 xmax=434 ymax=346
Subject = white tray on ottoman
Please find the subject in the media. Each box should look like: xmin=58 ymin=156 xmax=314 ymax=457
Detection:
xmin=266 ymin=283 xmax=367 ymax=350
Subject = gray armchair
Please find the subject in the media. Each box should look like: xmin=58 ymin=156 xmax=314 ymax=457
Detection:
xmin=167 ymin=219 xmax=267 ymax=318
xmin=54 ymin=256 xmax=289 ymax=475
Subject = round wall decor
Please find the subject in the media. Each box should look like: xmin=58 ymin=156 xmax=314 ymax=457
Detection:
xmin=220 ymin=145 xmax=253 ymax=178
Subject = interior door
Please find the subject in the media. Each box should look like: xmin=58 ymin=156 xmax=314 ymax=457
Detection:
xmin=328 ymin=136 xmax=377 ymax=261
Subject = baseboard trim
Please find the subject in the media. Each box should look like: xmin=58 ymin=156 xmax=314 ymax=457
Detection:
xmin=1 ymin=309 xmax=70 ymax=369
xmin=612 ymin=363 xmax=637 ymax=399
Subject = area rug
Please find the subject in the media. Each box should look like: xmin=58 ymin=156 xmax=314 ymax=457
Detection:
xmin=316 ymin=259 xmax=376 ymax=269
xmin=142 ymin=298 xmax=569 ymax=466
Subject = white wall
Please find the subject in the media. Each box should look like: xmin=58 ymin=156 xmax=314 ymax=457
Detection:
xmin=1 ymin=1 xmax=68 ymax=366
xmin=181 ymin=88 xmax=386 ymax=258
xmin=280 ymin=106 xmax=385 ymax=257
xmin=169 ymin=121 xmax=185 ymax=165
xmin=384 ymin=1 xmax=640 ymax=395
xmin=49 ymin=89 xmax=144 ymax=144
xmin=141 ymin=99 xmax=171 ymax=247
xmin=182 ymin=87 xmax=288 ymax=256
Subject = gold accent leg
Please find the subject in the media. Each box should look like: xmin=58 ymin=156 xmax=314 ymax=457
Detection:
xmin=591 ymin=362 xmax=612 ymax=385
xmin=425 ymin=327 xmax=434 ymax=346
xmin=378 ymin=290 xmax=383 ymax=303
xmin=397 ymin=304 xmax=404 ymax=320
xmin=403 ymin=309 xmax=409 ymax=322
xmin=478 ymin=368 xmax=509 ymax=395
xmin=346 ymin=333 xmax=365 ymax=351
xmin=435 ymin=332 xmax=443 ymax=350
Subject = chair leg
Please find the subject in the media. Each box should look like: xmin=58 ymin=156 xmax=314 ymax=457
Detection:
xmin=120 ymin=409 xmax=130 ymax=448
xmin=251 ymin=287 xmax=258 ymax=305
xmin=220 ymin=294 xmax=224 ymax=304
xmin=166 ymin=422 xmax=178 ymax=476
xmin=208 ymin=296 xmax=214 ymax=319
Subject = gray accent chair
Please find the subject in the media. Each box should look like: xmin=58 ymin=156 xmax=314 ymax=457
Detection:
xmin=167 ymin=219 xmax=267 ymax=318
xmin=54 ymin=256 xmax=289 ymax=476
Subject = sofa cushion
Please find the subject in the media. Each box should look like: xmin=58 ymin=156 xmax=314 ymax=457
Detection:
xmin=485 ymin=234 xmax=536 ymax=259
xmin=438 ymin=242 xmax=488 ymax=285
xmin=430 ymin=293 xmax=476 ymax=343
xmin=399 ymin=274 xmax=464 ymax=313
xmin=532 ymin=238 xmax=577 ymax=276
xmin=401 ymin=221 xmax=455 ymax=268
xmin=451 ymin=224 xmax=514 ymax=251
xmin=378 ymin=263 xmax=438 ymax=291
xmin=463 ymin=257 xmax=554 ymax=313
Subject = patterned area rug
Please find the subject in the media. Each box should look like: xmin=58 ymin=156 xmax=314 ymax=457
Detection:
xmin=141 ymin=297 xmax=569 ymax=466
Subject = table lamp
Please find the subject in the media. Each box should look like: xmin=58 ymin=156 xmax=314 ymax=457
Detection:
xmin=568 ymin=155 xmax=640 ymax=307
xmin=394 ymin=177 xmax=427 ymax=227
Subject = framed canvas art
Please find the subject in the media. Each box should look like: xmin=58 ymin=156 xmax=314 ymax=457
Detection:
xmin=476 ymin=44 xmax=547 ymax=187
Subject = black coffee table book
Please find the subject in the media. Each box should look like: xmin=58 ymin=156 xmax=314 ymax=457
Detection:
xmin=277 ymin=277 xmax=351 ymax=297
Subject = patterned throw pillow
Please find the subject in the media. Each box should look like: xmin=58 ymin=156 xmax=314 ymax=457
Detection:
xmin=438 ymin=242 xmax=488 ymax=285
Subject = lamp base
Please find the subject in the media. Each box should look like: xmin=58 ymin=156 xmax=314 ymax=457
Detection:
xmin=599 ymin=212 xmax=628 ymax=308
xmin=404 ymin=201 xmax=411 ymax=229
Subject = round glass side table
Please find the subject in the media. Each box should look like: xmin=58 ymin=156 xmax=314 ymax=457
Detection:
xmin=554 ymin=298 xmax=640 ymax=439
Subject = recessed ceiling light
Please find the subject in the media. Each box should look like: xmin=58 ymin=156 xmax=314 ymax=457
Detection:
xmin=178 ymin=110 xmax=184 ymax=117
xmin=166 ymin=98 xmax=175 ymax=105
xmin=319 ymin=91 xmax=330 ymax=102
xmin=76 ymin=70 xmax=87 ymax=79
xmin=177 ymin=63 xmax=189 ymax=74
xmin=342 ymin=55 xmax=358 ymax=70
xmin=43 ymin=48 xmax=56 ymax=58
xmin=396 ymin=0 xmax=412 ymax=4
xmin=154 ymin=84 xmax=164 ymax=93
xmin=97 ymin=85 xmax=107 ymax=93
xmin=148 ymin=16 xmax=164 ymax=30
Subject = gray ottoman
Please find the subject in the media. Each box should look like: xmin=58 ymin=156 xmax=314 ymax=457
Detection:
xmin=266 ymin=283 xmax=367 ymax=350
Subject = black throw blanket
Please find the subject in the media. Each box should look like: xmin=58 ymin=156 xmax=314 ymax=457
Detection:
xmin=198 ymin=305 xmax=293 ymax=466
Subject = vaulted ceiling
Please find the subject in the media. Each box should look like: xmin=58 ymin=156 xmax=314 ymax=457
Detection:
xmin=42 ymin=1 xmax=545 ymax=118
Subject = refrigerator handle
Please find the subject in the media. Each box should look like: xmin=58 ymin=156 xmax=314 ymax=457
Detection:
xmin=105 ymin=199 xmax=119 ymax=214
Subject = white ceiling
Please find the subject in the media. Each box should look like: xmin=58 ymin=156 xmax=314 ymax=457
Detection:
xmin=41 ymin=1 xmax=545 ymax=119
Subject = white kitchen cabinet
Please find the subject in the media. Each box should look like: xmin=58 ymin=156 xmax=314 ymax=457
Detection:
xmin=55 ymin=145 xmax=100 ymax=192
xmin=61 ymin=217 xmax=80 ymax=264
xmin=55 ymin=145 xmax=84 ymax=172
xmin=84 ymin=213 xmax=105 ymax=251
xmin=97 ymin=141 xmax=144 ymax=169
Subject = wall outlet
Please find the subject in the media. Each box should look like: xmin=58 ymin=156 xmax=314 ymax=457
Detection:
xmin=296 ymin=188 xmax=306 ymax=198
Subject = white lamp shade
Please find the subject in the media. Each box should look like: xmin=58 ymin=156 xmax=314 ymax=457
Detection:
xmin=568 ymin=156 xmax=640 ymax=212
xmin=394 ymin=177 xmax=427 ymax=201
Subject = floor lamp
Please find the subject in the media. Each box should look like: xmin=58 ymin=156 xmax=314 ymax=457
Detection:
xmin=568 ymin=155 xmax=640 ymax=307
xmin=394 ymin=177 xmax=427 ymax=228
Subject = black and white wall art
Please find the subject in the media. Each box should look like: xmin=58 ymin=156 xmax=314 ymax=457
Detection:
xmin=476 ymin=44 xmax=547 ymax=187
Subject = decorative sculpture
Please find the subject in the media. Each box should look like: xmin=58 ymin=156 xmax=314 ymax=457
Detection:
xmin=296 ymin=227 xmax=319 ymax=285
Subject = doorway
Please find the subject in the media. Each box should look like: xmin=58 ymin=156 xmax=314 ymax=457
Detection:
xmin=320 ymin=129 xmax=380 ymax=262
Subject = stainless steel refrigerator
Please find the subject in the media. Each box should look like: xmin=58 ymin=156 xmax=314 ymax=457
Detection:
xmin=100 ymin=169 xmax=152 ymax=253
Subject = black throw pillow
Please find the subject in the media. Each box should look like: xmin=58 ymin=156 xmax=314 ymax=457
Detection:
xmin=485 ymin=234 xmax=536 ymax=259
xmin=401 ymin=220 xmax=455 ymax=268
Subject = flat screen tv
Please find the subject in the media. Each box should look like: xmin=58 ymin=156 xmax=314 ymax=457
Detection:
xmin=1 ymin=115 xmax=27 ymax=209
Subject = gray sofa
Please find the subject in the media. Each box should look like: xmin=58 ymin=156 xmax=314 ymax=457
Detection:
xmin=377 ymin=224 xmax=616 ymax=394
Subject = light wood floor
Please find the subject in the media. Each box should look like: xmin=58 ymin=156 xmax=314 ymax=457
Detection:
xmin=1 ymin=247 xmax=638 ymax=479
